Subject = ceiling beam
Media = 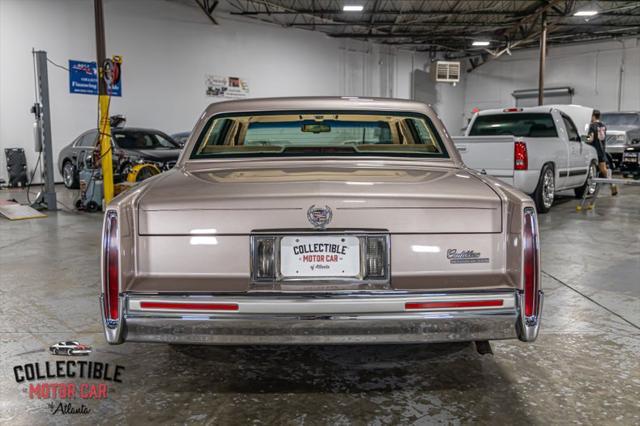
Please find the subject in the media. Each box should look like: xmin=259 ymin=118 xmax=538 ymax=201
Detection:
xmin=194 ymin=0 xmax=219 ymax=25
xmin=288 ymin=21 xmax=516 ymax=28
xmin=230 ymin=0 xmax=640 ymax=58
xmin=231 ymin=10 xmax=522 ymax=17
xmin=288 ymin=21 xmax=640 ymax=29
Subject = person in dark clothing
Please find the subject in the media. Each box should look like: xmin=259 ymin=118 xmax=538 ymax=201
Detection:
xmin=587 ymin=109 xmax=618 ymax=196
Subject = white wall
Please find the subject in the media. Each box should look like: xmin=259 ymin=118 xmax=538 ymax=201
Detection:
xmin=0 ymin=0 xmax=437 ymax=183
xmin=463 ymin=38 xmax=640 ymax=132
xmin=3 ymin=1 xmax=635 ymax=183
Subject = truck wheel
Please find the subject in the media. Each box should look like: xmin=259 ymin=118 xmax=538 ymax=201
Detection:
xmin=574 ymin=162 xmax=597 ymax=199
xmin=533 ymin=165 xmax=554 ymax=214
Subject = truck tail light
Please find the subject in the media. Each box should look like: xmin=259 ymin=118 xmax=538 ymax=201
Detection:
xmin=364 ymin=236 xmax=387 ymax=278
xmin=523 ymin=208 xmax=539 ymax=318
xmin=103 ymin=211 xmax=120 ymax=322
xmin=514 ymin=141 xmax=528 ymax=170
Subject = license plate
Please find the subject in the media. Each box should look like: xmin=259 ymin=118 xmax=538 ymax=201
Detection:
xmin=280 ymin=236 xmax=360 ymax=278
xmin=623 ymin=153 xmax=638 ymax=163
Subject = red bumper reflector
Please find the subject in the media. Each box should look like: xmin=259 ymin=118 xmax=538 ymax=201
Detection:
xmin=405 ymin=300 xmax=504 ymax=310
xmin=140 ymin=302 xmax=239 ymax=311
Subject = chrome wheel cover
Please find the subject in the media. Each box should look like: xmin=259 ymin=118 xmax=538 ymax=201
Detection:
xmin=63 ymin=163 xmax=74 ymax=187
xmin=542 ymin=169 xmax=555 ymax=208
xmin=587 ymin=163 xmax=597 ymax=195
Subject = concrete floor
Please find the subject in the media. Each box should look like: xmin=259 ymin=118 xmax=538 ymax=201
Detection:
xmin=1 ymin=184 xmax=639 ymax=425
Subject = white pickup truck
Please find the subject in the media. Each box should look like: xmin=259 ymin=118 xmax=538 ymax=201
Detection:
xmin=453 ymin=105 xmax=598 ymax=213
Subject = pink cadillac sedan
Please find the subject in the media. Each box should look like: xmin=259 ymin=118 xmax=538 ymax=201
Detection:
xmin=100 ymin=97 xmax=543 ymax=345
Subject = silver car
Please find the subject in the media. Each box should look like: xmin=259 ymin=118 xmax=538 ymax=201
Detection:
xmin=100 ymin=97 xmax=543 ymax=346
xmin=601 ymin=112 xmax=640 ymax=168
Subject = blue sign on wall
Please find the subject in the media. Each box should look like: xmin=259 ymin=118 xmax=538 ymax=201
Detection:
xmin=69 ymin=60 xmax=121 ymax=96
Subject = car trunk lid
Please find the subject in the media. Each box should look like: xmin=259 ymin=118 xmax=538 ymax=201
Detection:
xmin=137 ymin=161 xmax=503 ymax=235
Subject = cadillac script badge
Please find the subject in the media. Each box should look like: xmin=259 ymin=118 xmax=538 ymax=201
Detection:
xmin=307 ymin=205 xmax=333 ymax=229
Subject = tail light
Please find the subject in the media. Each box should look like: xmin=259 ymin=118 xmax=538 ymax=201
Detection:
xmin=253 ymin=237 xmax=276 ymax=280
xmin=364 ymin=236 xmax=387 ymax=279
xmin=523 ymin=208 xmax=539 ymax=318
xmin=103 ymin=211 xmax=120 ymax=322
xmin=503 ymin=107 xmax=523 ymax=112
xmin=514 ymin=141 xmax=528 ymax=170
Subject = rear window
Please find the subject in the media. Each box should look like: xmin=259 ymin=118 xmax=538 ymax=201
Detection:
xmin=190 ymin=111 xmax=448 ymax=159
xmin=601 ymin=113 xmax=640 ymax=126
xmin=469 ymin=113 xmax=558 ymax=138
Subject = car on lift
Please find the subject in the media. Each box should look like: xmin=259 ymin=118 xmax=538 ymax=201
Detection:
xmin=453 ymin=105 xmax=598 ymax=213
xmin=100 ymin=97 xmax=543 ymax=348
xmin=58 ymin=127 xmax=181 ymax=189
xmin=601 ymin=111 xmax=640 ymax=169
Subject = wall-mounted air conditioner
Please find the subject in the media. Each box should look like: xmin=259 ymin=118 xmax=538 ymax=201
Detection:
xmin=431 ymin=61 xmax=461 ymax=83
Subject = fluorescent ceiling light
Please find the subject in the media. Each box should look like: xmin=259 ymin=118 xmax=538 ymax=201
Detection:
xmin=343 ymin=5 xmax=364 ymax=12
xmin=574 ymin=10 xmax=598 ymax=16
xmin=472 ymin=41 xmax=490 ymax=46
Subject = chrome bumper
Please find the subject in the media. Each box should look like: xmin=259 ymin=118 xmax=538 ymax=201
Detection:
xmin=102 ymin=290 xmax=543 ymax=345
xmin=606 ymin=143 xmax=627 ymax=154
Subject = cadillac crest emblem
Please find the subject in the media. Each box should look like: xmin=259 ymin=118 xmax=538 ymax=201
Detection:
xmin=307 ymin=205 xmax=333 ymax=229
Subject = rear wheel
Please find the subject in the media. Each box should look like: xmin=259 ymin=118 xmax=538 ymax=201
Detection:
xmin=62 ymin=161 xmax=79 ymax=189
xmin=574 ymin=161 xmax=597 ymax=199
xmin=533 ymin=164 xmax=555 ymax=214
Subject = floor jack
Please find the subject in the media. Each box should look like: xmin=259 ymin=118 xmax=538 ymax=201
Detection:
xmin=76 ymin=168 xmax=103 ymax=212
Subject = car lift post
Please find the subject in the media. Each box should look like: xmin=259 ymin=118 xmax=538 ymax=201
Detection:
xmin=31 ymin=50 xmax=58 ymax=211
xmin=94 ymin=0 xmax=114 ymax=204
